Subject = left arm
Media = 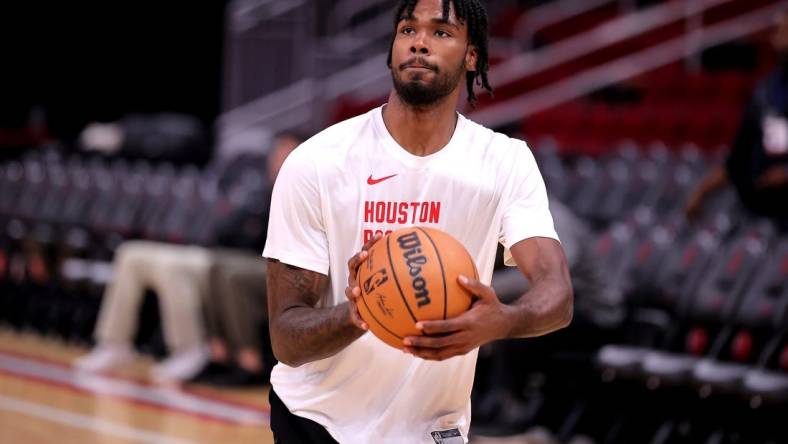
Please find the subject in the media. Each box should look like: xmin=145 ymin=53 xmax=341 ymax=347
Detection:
xmin=403 ymin=236 xmax=573 ymax=360
xmin=500 ymin=236 xmax=573 ymax=338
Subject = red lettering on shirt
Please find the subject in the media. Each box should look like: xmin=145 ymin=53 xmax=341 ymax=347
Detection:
xmin=361 ymin=200 xmax=442 ymax=246
xmin=364 ymin=201 xmax=374 ymax=223
xmin=429 ymin=202 xmax=441 ymax=224
xmin=398 ymin=202 xmax=408 ymax=224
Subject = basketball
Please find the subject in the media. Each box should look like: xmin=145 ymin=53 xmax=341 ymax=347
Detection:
xmin=356 ymin=226 xmax=478 ymax=350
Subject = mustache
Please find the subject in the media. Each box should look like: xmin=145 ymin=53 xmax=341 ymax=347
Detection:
xmin=399 ymin=58 xmax=438 ymax=71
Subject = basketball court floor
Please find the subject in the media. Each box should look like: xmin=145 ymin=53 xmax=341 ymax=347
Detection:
xmin=0 ymin=328 xmax=539 ymax=443
xmin=0 ymin=328 xmax=273 ymax=444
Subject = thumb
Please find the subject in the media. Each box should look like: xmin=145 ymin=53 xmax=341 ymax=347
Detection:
xmin=458 ymin=275 xmax=495 ymax=300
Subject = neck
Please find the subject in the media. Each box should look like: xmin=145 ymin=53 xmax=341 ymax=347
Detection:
xmin=381 ymin=87 xmax=461 ymax=157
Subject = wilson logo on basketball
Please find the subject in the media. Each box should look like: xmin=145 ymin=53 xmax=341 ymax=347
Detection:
xmin=397 ymin=232 xmax=431 ymax=307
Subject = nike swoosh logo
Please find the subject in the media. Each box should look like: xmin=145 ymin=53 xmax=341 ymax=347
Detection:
xmin=367 ymin=174 xmax=398 ymax=185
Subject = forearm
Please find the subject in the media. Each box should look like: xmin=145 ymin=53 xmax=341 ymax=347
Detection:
xmin=696 ymin=165 xmax=728 ymax=195
xmin=267 ymin=259 xmax=364 ymax=367
xmin=503 ymin=275 xmax=573 ymax=339
xmin=271 ymin=302 xmax=365 ymax=367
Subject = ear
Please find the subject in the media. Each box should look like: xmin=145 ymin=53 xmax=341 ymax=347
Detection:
xmin=465 ymin=44 xmax=478 ymax=72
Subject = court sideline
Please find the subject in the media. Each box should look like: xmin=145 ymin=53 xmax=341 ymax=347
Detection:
xmin=0 ymin=328 xmax=274 ymax=444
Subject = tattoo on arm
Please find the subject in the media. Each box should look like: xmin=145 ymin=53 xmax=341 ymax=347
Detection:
xmin=277 ymin=262 xmax=324 ymax=305
xmin=267 ymin=259 xmax=364 ymax=366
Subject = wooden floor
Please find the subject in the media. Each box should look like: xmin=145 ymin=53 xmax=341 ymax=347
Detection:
xmin=0 ymin=328 xmax=273 ymax=444
xmin=0 ymin=329 xmax=542 ymax=444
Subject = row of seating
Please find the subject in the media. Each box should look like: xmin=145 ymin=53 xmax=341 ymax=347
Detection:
xmin=0 ymin=149 xmax=269 ymax=250
xmin=533 ymin=140 xmax=710 ymax=226
xmin=0 ymin=149 xmax=269 ymax=345
xmin=470 ymin=140 xmax=786 ymax=442
xmin=596 ymin=216 xmax=788 ymax=401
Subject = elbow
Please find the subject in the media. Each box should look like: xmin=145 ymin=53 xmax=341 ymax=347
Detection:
xmin=269 ymin=326 xmax=305 ymax=368
xmin=272 ymin=346 xmax=296 ymax=367
xmin=272 ymin=342 xmax=305 ymax=368
xmin=558 ymin=281 xmax=574 ymax=329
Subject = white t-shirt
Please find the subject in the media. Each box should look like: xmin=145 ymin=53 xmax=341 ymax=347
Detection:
xmin=262 ymin=105 xmax=558 ymax=444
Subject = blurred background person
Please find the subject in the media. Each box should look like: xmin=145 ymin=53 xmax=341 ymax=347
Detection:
xmin=195 ymin=132 xmax=302 ymax=386
xmin=686 ymin=9 xmax=788 ymax=230
xmin=74 ymin=132 xmax=301 ymax=383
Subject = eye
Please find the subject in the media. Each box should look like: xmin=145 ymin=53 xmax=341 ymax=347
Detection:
xmin=435 ymin=30 xmax=451 ymax=37
xmin=400 ymin=27 xmax=415 ymax=35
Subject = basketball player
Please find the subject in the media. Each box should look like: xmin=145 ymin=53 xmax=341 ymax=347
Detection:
xmin=263 ymin=1 xmax=573 ymax=442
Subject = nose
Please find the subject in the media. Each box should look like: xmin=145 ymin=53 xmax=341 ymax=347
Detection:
xmin=410 ymin=31 xmax=429 ymax=55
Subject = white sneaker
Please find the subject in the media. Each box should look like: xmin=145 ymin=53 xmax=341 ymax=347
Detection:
xmin=73 ymin=344 xmax=136 ymax=373
xmin=150 ymin=345 xmax=209 ymax=383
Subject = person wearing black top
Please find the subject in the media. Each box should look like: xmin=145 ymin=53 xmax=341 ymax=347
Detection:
xmin=686 ymin=11 xmax=788 ymax=229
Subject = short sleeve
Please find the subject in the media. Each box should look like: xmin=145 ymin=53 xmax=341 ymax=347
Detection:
xmin=499 ymin=143 xmax=559 ymax=266
xmin=262 ymin=149 xmax=330 ymax=274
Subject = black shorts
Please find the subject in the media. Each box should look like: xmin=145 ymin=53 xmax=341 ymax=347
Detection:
xmin=269 ymin=389 xmax=338 ymax=444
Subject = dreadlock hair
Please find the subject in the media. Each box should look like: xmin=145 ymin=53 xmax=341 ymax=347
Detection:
xmin=387 ymin=0 xmax=493 ymax=107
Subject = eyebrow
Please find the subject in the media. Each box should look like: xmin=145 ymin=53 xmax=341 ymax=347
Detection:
xmin=400 ymin=16 xmax=461 ymax=29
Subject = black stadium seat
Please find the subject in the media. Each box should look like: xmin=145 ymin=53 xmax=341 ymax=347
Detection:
xmin=597 ymin=224 xmax=721 ymax=380
xmin=640 ymin=224 xmax=772 ymax=388
xmin=738 ymin=238 xmax=788 ymax=405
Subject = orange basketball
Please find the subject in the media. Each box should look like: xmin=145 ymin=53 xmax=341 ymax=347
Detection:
xmin=356 ymin=226 xmax=478 ymax=350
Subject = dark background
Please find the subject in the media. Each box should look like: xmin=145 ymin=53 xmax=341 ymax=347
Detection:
xmin=1 ymin=1 xmax=226 ymax=143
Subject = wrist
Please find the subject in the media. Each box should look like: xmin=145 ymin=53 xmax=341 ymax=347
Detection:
xmin=498 ymin=303 xmax=518 ymax=340
xmin=342 ymin=301 xmax=367 ymax=334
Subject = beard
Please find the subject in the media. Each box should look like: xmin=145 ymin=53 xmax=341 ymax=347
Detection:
xmin=391 ymin=58 xmax=466 ymax=108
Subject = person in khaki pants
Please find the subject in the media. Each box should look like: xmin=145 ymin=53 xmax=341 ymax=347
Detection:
xmin=74 ymin=132 xmax=302 ymax=383
xmin=196 ymin=249 xmax=270 ymax=385
xmin=75 ymin=241 xmax=212 ymax=382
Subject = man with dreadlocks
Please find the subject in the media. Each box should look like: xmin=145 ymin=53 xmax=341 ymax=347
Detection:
xmin=263 ymin=0 xmax=573 ymax=442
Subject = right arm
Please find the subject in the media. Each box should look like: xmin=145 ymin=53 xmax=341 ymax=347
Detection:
xmin=267 ymin=259 xmax=364 ymax=367
xmin=266 ymin=235 xmax=380 ymax=367
xmin=685 ymin=165 xmax=728 ymax=221
xmin=263 ymin=146 xmax=376 ymax=366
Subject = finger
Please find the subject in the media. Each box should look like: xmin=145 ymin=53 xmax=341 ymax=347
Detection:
xmin=347 ymin=250 xmax=368 ymax=270
xmin=404 ymin=346 xmax=465 ymax=361
xmin=457 ymin=275 xmax=495 ymax=299
xmin=347 ymin=251 xmax=369 ymax=284
xmin=361 ymin=233 xmax=384 ymax=252
xmin=347 ymin=234 xmax=385 ymax=285
xmin=403 ymin=333 xmax=463 ymax=349
xmin=416 ymin=317 xmax=466 ymax=335
xmin=344 ymin=285 xmax=359 ymax=299
xmin=350 ymin=314 xmax=368 ymax=330
xmin=344 ymin=292 xmax=368 ymax=330
xmin=351 ymin=315 xmax=368 ymax=331
xmin=352 ymin=313 xmax=369 ymax=331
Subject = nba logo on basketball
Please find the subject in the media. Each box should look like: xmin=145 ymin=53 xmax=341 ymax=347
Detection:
xmin=362 ymin=269 xmax=388 ymax=293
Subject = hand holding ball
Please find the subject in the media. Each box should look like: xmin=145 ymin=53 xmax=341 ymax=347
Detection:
xmin=355 ymin=227 xmax=478 ymax=350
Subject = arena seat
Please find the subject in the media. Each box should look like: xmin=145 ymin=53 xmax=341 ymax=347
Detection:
xmin=639 ymin=224 xmax=772 ymax=387
xmin=695 ymin=238 xmax=788 ymax=397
